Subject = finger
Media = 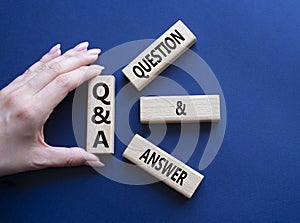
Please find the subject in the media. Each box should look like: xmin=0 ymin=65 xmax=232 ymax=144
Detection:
xmin=25 ymin=44 xmax=62 ymax=75
xmin=23 ymin=47 xmax=101 ymax=95
xmin=26 ymin=42 xmax=89 ymax=78
xmin=34 ymin=147 xmax=104 ymax=168
xmin=0 ymin=44 xmax=62 ymax=96
xmin=73 ymin=41 xmax=89 ymax=52
xmin=34 ymin=64 xmax=104 ymax=117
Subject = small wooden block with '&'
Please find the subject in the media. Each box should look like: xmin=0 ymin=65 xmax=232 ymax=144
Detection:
xmin=140 ymin=95 xmax=220 ymax=123
xmin=86 ymin=75 xmax=115 ymax=154
xmin=123 ymin=134 xmax=204 ymax=198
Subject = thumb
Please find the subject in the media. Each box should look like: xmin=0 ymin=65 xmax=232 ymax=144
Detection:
xmin=41 ymin=147 xmax=104 ymax=168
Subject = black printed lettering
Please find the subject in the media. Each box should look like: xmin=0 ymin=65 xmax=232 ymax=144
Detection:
xmin=146 ymin=152 xmax=160 ymax=167
xmin=176 ymin=170 xmax=188 ymax=186
xmin=139 ymin=149 xmax=151 ymax=162
xmin=92 ymin=83 xmax=110 ymax=105
xmin=150 ymin=49 xmax=162 ymax=63
xmin=93 ymin=131 xmax=109 ymax=148
xmin=162 ymin=161 xmax=177 ymax=177
xmin=145 ymin=53 xmax=158 ymax=67
xmin=170 ymin=29 xmax=185 ymax=44
xmin=170 ymin=167 xmax=182 ymax=182
xmin=154 ymin=157 xmax=165 ymax=171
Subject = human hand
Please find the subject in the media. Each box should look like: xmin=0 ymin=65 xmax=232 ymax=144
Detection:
xmin=0 ymin=42 xmax=104 ymax=177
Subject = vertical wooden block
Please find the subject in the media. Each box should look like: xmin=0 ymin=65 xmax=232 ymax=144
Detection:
xmin=86 ymin=75 xmax=115 ymax=154
xmin=140 ymin=95 xmax=220 ymax=123
xmin=122 ymin=20 xmax=196 ymax=91
xmin=123 ymin=134 xmax=204 ymax=198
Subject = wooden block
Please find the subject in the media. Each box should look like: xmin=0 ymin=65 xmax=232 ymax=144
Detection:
xmin=123 ymin=134 xmax=204 ymax=198
xmin=140 ymin=95 xmax=220 ymax=123
xmin=86 ymin=75 xmax=115 ymax=154
xmin=122 ymin=20 xmax=196 ymax=91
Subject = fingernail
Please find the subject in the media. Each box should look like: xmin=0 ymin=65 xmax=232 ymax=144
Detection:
xmin=87 ymin=48 xmax=101 ymax=55
xmin=89 ymin=65 xmax=105 ymax=76
xmin=85 ymin=160 xmax=105 ymax=168
xmin=98 ymin=65 xmax=105 ymax=70
xmin=48 ymin=44 xmax=61 ymax=55
xmin=90 ymin=64 xmax=105 ymax=70
xmin=82 ymin=150 xmax=100 ymax=161
xmin=74 ymin=41 xmax=89 ymax=51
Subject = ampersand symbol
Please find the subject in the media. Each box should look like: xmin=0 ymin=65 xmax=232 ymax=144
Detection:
xmin=175 ymin=101 xmax=187 ymax=116
xmin=91 ymin=106 xmax=111 ymax=124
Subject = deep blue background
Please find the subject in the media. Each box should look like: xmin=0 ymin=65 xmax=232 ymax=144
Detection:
xmin=0 ymin=0 xmax=300 ymax=222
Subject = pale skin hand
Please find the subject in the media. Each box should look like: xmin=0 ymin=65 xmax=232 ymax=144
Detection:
xmin=0 ymin=42 xmax=105 ymax=177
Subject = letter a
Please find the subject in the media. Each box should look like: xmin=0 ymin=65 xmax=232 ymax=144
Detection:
xmin=139 ymin=149 xmax=151 ymax=163
xmin=93 ymin=131 xmax=109 ymax=148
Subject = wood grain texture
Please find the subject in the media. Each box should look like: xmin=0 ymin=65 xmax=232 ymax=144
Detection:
xmin=140 ymin=95 xmax=220 ymax=123
xmin=122 ymin=20 xmax=196 ymax=91
xmin=123 ymin=134 xmax=204 ymax=198
xmin=86 ymin=75 xmax=115 ymax=154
